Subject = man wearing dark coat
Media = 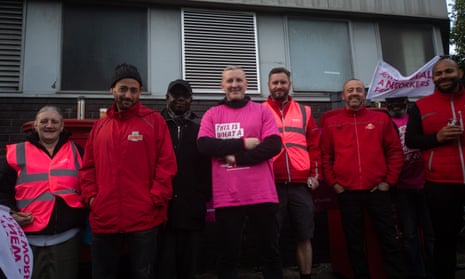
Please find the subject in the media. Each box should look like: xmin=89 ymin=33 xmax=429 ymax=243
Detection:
xmin=157 ymin=79 xmax=212 ymax=279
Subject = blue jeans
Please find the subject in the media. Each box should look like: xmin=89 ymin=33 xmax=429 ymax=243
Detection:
xmin=396 ymin=189 xmax=434 ymax=279
xmin=91 ymin=226 xmax=159 ymax=279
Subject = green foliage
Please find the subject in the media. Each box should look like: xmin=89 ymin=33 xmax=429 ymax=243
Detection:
xmin=451 ymin=0 xmax=465 ymax=69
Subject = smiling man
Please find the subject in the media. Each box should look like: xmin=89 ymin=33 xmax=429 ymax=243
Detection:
xmin=405 ymin=56 xmax=465 ymax=279
xmin=80 ymin=63 xmax=177 ymax=279
xmin=197 ymin=66 xmax=283 ymax=278
xmin=320 ymin=78 xmax=405 ymax=278
xmin=263 ymin=67 xmax=321 ymax=279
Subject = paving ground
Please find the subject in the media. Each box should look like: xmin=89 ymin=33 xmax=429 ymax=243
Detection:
xmin=196 ymin=263 xmax=465 ymax=279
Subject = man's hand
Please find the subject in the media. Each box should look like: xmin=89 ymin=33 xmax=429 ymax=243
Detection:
xmin=225 ymin=155 xmax=236 ymax=167
xmin=371 ymin=181 xmax=390 ymax=192
xmin=307 ymin=177 xmax=320 ymax=190
xmin=10 ymin=211 xmax=34 ymax=226
xmin=333 ymin=183 xmax=345 ymax=194
xmin=244 ymin=138 xmax=261 ymax=150
xmin=436 ymin=125 xmax=463 ymax=143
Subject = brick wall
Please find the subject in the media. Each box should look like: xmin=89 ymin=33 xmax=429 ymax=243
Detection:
xmin=0 ymin=96 xmax=333 ymax=152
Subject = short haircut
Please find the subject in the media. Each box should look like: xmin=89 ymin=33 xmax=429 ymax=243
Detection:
xmin=268 ymin=67 xmax=291 ymax=80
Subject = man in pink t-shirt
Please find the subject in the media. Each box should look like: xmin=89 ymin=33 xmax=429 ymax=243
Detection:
xmin=197 ymin=66 xmax=283 ymax=278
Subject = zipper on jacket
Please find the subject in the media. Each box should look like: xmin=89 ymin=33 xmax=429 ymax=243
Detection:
xmin=353 ymin=114 xmax=363 ymax=188
xmin=450 ymin=100 xmax=465 ymax=183
xmin=428 ymin=150 xmax=434 ymax=171
xmin=457 ymin=110 xmax=465 ymax=183
xmin=280 ymin=108 xmax=292 ymax=182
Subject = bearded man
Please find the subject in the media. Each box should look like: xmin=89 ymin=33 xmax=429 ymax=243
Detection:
xmin=406 ymin=56 xmax=465 ymax=279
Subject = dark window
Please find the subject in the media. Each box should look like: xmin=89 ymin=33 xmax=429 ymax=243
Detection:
xmin=61 ymin=4 xmax=147 ymax=91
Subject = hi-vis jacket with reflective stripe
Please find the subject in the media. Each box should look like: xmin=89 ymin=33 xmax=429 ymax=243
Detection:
xmin=6 ymin=141 xmax=83 ymax=232
xmin=264 ymin=97 xmax=321 ymax=183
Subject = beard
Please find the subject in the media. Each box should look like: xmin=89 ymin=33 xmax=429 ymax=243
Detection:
xmin=435 ymin=77 xmax=462 ymax=94
xmin=271 ymin=90 xmax=289 ymax=101
xmin=117 ymin=97 xmax=136 ymax=110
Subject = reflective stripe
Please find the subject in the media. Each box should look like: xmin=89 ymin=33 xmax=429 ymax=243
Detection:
xmin=15 ymin=142 xmax=81 ymax=184
xmin=277 ymin=103 xmax=307 ymax=135
xmin=17 ymin=192 xmax=53 ymax=208
xmin=285 ymin=142 xmax=307 ymax=151
xmin=51 ymin=169 xmax=79 ymax=177
xmin=17 ymin=173 xmax=49 ymax=184
xmin=17 ymin=189 xmax=78 ymax=208
xmin=279 ymin=126 xmax=305 ymax=134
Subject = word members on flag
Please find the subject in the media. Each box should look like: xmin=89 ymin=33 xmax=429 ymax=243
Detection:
xmin=0 ymin=205 xmax=33 ymax=279
xmin=367 ymin=56 xmax=440 ymax=100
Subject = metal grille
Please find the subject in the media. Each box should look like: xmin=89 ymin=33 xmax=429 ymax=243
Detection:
xmin=183 ymin=9 xmax=259 ymax=94
xmin=0 ymin=0 xmax=23 ymax=92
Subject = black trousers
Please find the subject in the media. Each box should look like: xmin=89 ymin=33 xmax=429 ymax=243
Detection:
xmin=425 ymin=181 xmax=465 ymax=279
xmin=337 ymin=190 xmax=404 ymax=279
xmin=215 ymin=203 xmax=283 ymax=279
xmin=91 ymin=226 xmax=159 ymax=279
xmin=157 ymin=227 xmax=200 ymax=279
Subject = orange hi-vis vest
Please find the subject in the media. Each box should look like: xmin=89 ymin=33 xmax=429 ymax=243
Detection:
xmin=6 ymin=141 xmax=83 ymax=232
xmin=263 ymin=101 xmax=311 ymax=172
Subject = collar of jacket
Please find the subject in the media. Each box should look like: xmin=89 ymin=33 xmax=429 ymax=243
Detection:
xmin=343 ymin=105 xmax=368 ymax=117
xmin=218 ymin=95 xmax=251 ymax=108
xmin=161 ymin=108 xmax=197 ymax=123
xmin=107 ymin=101 xmax=141 ymax=120
xmin=26 ymin=131 xmax=71 ymax=156
xmin=433 ymin=86 xmax=465 ymax=100
xmin=266 ymin=95 xmax=294 ymax=110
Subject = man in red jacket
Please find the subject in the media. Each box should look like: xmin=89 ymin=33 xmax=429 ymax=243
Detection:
xmin=80 ymin=63 xmax=177 ymax=279
xmin=405 ymin=56 xmax=465 ymax=279
xmin=321 ymin=79 xmax=405 ymax=278
xmin=263 ymin=67 xmax=321 ymax=279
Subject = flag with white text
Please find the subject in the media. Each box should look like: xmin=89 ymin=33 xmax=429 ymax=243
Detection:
xmin=367 ymin=56 xmax=440 ymax=100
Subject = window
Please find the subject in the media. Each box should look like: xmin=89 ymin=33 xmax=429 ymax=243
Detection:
xmin=288 ymin=19 xmax=352 ymax=92
xmin=379 ymin=23 xmax=435 ymax=75
xmin=0 ymin=0 xmax=23 ymax=92
xmin=61 ymin=4 xmax=147 ymax=91
xmin=183 ymin=9 xmax=259 ymax=94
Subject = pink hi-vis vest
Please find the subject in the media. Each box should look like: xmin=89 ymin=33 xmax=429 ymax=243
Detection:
xmin=263 ymin=101 xmax=311 ymax=171
xmin=6 ymin=141 xmax=83 ymax=232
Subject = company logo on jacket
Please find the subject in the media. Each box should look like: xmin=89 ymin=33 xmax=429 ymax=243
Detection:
xmin=128 ymin=131 xmax=143 ymax=142
xmin=365 ymin=123 xmax=375 ymax=130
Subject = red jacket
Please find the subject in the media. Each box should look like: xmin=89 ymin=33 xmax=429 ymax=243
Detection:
xmin=416 ymin=89 xmax=465 ymax=183
xmin=321 ymin=107 xmax=404 ymax=190
xmin=80 ymin=102 xmax=177 ymax=233
xmin=264 ymin=97 xmax=321 ymax=183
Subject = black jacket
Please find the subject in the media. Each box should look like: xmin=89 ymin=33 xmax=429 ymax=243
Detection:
xmin=161 ymin=108 xmax=212 ymax=230
xmin=0 ymin=131 xmax=85 ymax=235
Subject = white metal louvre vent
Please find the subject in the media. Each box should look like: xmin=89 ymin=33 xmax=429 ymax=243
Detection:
xmin=0 ymin=0 xmax=23 ymax=92
xmin=182 ymin=9 xmax=259 ymax=94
